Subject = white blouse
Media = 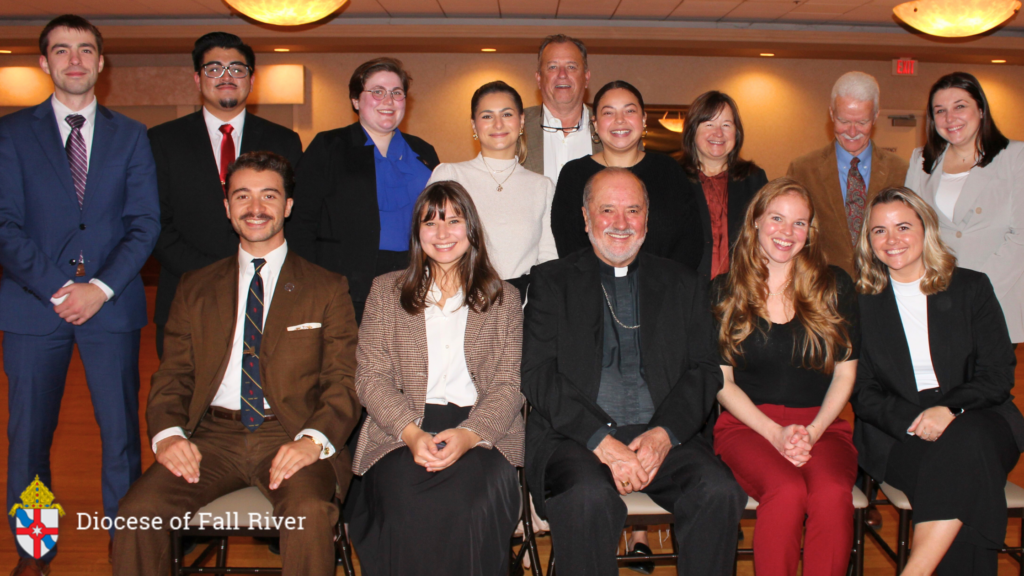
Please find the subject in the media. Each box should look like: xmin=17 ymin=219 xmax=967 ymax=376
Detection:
xmin=891 ymin=276 xmax=940 ymax=391
xmin=424 ymin=286 xmax=476 ymax=407
xmin=934 ymin=169 xmax=970 ymax=221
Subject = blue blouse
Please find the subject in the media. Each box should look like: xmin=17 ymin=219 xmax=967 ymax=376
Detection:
xmin=365 ymin=128 xmax=433 ymax=251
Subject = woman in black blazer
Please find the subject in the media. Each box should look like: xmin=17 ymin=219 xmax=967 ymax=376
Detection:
xmin=287 ymin=57 xmax=440 ymax=324
xmin=852 ymin=187 xmax=1024 ymax=576
xmin=679 ymin=91 xmax=768 ymax=283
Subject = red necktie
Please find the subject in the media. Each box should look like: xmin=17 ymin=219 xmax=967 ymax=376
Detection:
xmin=219 ymin=124 xmax=235 ymax=193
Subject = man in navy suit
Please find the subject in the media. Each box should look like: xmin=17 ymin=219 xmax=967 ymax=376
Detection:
xmin=0 ymin=14 xmax=159 ymax=576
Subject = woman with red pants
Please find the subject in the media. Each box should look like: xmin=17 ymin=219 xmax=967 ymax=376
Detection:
xmin=712 ymin=177 xmax=859 ymax=576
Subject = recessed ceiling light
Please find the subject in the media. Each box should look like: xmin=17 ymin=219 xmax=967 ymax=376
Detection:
xmin=760 ymin=53 xmax=775 ymax=57
xmin=992 ymin=59 xmax=1007 ymax=63
xmin=0 ymin=50 xmax=11 ymax=54
xmin=274 ymin=48 xmax=290 ymax=52
xmin=481 ymin=48 xmax=497 ymax=52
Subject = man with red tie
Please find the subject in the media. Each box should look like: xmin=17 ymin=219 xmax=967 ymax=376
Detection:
xmin=0 ymin=15 xmax=159 ymax=575
xmin=148 ymin=32 xmax=302 ymax=357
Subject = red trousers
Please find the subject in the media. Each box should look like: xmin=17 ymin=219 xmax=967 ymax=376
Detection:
xmin=714 ymin=405 xmax=857 ymax=576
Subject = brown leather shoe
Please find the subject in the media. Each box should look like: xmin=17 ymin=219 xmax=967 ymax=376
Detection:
xmin=866 ymin=505 xmax=883 ymax=527
xmin=9 ymin=558 xmax=50 ymax=576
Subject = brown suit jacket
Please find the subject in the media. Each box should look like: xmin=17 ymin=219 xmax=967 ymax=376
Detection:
xmin=523 ymin=104 xmax=601 ymax=176
xmin=147 ymin=251 xmax=361 ymax=494
xmin=787 ymin=141 xmax=909 ymax=275
xmin=351 ymin=271 xmax=525 ymax=475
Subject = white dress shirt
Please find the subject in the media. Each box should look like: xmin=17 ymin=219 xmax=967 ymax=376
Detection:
xmin=151 ymin=241 xmax=335 ymax=458
xmin=49 ymin=94 xmax=113 ymax=304
xmin=891 ymin=276 xmax=940 ymax=392
xmin=542 ymin=104 xmax=593 ymax=184
xmin=203 ymin=106 xmax=246 ymax=170
xmin=424 ymin=285 xmax=477 ymax=407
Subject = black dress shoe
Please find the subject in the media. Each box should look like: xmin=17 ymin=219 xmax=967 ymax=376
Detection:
xmin=624 ymin=543 xmax=655 ymax=575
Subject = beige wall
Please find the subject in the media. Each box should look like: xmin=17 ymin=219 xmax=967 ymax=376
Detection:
xmin=4 ymin=51 xmax=1022 ymax=179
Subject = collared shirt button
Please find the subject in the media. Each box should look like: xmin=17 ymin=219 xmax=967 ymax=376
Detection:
xmin=976 ymin=207 xmax=982 ymax=214
xmin=956 ymin=231 xmax=963 ymax=238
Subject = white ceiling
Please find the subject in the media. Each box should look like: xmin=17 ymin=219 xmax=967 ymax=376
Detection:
xmin=1 ymin=0 xmax=1019 ymax=29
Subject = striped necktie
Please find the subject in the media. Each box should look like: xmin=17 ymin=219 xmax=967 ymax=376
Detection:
xmin=65 ymin=114 xmax=87 ymax=208
xmin=241 ymin=258 xmax=266 ymax=431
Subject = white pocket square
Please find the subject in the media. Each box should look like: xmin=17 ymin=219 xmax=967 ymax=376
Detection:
xmin=287 ymin=323 xmax=322 ymax=331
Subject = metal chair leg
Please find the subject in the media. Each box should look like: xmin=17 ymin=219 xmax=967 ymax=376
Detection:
xmin=547 ymin=544 xmax=556 ymax=576
xmin=896 ymin=509 xmax=911 ymax=571
xmin=215 ymin=537 xmax=228 ymax=567
xmin=171 ymin=530 xmax=183 ymax=576
xmin=853 ymin=508 xmax=865 ymax=576
xmin=337 ymin=530 xmax=356 ymax=576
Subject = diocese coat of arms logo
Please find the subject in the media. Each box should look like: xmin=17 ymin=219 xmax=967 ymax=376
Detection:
xmin=8 ymin=475 xmax=64 ymax=559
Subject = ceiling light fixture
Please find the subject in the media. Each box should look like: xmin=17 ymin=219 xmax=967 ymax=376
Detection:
xmin=992 ymin=59 xmax=1007 ymax=63
xmin=274 ymin=48 xmax=290 ymax=52
xmin=481 ymin=48 xmax=497 ymax=52
xmin=0 ymin=50 xmax=11 ymax=54
xmin=224 ymin=0 xmax=348 ymax=26
xmin=760 ymin=53 xmax=775 ymax=57
xmin=657 ymin=111 xmax=685 ymax=134
xmin=893 ymin=0 xmax=1021 ymax=38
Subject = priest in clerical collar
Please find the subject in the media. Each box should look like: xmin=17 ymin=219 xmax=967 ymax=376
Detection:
xmin=521 ymin=166 xmax=746 ymax=576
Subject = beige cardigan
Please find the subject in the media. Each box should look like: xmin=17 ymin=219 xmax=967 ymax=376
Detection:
xmin=351 ymin=271 xmax=525 ymax=475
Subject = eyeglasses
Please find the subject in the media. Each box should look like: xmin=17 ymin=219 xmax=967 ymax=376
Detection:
xmin=202 ymin=63 xmax=252 ymax=79
xmin=364 ymin=88 xmax=406 ymax=102
xmin=541 ymin=119 xmax=582 ymax=134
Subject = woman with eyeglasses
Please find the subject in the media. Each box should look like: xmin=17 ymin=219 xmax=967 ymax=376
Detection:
xmin=427 ymin=80 xmax=558 ymax=298
xmin=287 ymin=57 xmax=440 ymax=324
xmin=550 ymin=81 xmax=704 ymax=274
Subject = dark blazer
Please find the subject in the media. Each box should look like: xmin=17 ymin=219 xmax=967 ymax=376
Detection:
xmin=522 ymin=249 xmax=722 ymax=516
xmin=686 ymin=166 xmax=768 ymax=283
xmin=0 ymin=99 xmax=159 ymax=335
xmin=147 ymin=251 xmax=361 ymax=492
xmin=852 ymin=267 xmax=1024 ymax=481
xmin=148 ymin=111 xmax=303 ymax=328
xmin=286 ymin=122 xmax=439 ymax=316
xmin=351 ymin=271 xmax=525 ymax=475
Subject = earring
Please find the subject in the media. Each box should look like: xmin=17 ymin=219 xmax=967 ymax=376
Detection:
xmin=520 ymin=129 xmax=524 ymax=135
xmin=591 ymin=130 xmax=601 ymax=145
xmin=472 ymin=133 xmax=478 ymax=140
xmin=755 ymin=224 xmax=759 ymax=229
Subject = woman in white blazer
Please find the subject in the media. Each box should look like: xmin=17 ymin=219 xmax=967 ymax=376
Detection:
xmin=905 ymin=72 xmax=1024 ymax=343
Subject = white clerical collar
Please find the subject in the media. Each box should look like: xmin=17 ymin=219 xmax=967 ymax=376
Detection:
xmin=614 ymin=266 xmax=628 ymax=277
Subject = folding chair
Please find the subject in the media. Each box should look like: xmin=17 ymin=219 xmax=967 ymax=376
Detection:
xmin=170 ymin=486 xmax=355 ymax=576
xmin=864 ymin=476 xmax=1024 ymax=575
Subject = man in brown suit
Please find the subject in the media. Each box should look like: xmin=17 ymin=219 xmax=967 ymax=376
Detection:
xmin=112 ymin=151 xmax=359 ymax=576
xmin=787 ymin=71 xmax=908 ymax=275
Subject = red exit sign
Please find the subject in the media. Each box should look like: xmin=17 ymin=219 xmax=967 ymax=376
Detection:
xmin=892 ymin=58 xmax=918 ymax=76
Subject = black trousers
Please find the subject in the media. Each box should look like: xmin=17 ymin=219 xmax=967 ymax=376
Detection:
xmin=543 ymin=428 xmax=746 ymax=576
xmin=885 ymin=391 xmax=1020 ymax=576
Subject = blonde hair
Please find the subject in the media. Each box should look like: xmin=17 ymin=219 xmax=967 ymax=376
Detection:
xmin=715 ymin=178 xmax=852 ymax=373
xmin=854 ymin=187 xmax=956 ymax=295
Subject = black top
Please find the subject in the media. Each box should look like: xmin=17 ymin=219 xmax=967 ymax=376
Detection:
xmin=852 ymin=267 xmax=1024 ymax=480
xmin=148 ymin=111 xmax=303 ymax=327
xmin=550 ymin=153 xmax=705 ymax=272
xmin=716 ymin=266 xmax=860 ymax=408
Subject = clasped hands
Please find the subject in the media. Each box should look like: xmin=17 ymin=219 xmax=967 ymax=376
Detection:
xmin=52 ymin=283 xmax=106 ymax=325
xmin=769 ymin=424 xmax=820 ymax=468
xmin=593 ymin=427 xmax=672 ymax=495
xmin=402 ymin=422 xmax=481 ymax=473
xmin=155 ymin=435 xmax=321 ymax=489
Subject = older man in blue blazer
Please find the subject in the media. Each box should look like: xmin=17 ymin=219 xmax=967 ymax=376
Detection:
xmin=0 ymin=15 xmax=159 ymax=575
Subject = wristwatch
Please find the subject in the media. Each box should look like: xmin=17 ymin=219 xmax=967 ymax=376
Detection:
xmin=947 ymin=406 xmax=964 ymax=417
xmin=302 ymin=434 xmax=327 ymax=457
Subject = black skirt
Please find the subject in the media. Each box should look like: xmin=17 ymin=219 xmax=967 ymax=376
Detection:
xmin=350 ymin=404 xmax=520 ymax=576
xmin=885 ymin=389 xmax=1020 ymax=574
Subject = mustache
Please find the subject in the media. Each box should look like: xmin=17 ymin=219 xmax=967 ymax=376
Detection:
xmin=840 ymin=133 xmax=866 ymax=140
xmin=239 ymin=212 xmax=274 ymax=221
xmin=603 ymin=226 xmax=636 ymax=237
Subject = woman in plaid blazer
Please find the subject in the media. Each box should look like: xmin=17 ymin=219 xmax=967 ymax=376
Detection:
xmin=349 ymin=180 xmax=525 ymax=576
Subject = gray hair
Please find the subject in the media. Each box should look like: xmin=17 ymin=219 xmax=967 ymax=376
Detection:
xmin=831 ymin=71 xmax=880 ymax=114
xmin=582 ymin=167 xmax=649 ymax=210
xmin=537 ymin=34 xmax=589 ymax=72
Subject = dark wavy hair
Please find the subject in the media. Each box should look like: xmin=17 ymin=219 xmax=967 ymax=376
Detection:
xmin=471 ymin=80 xmax=528 ymax=164
xmin=399 ymin=181 xmax=503 ymax=314
xmin=679 ymin=90 xmax=759 ymax=181
xmin=225 ymin=151 xmax=295 ymax=199
xmin=191 ymin=31 xmax=255 ymax=72
xmin=921 ymin=72 xmax=1008 ymax=175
